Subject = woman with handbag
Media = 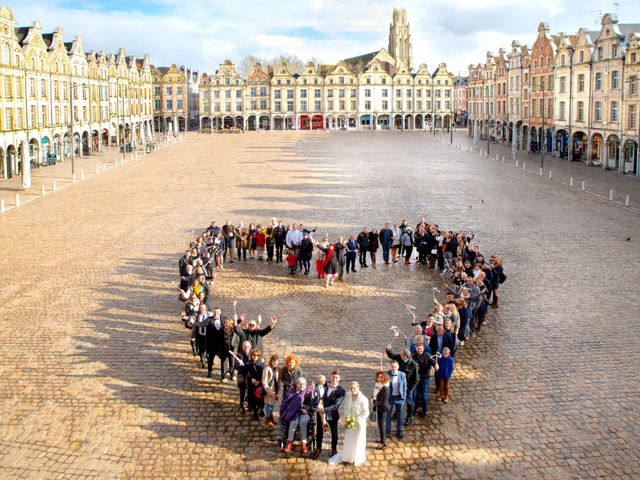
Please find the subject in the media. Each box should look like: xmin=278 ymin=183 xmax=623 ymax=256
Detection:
xmin=262 ymin=355 xmax=280 ymax=427
xmin=246 ymin=348 xmax=265 ymax=420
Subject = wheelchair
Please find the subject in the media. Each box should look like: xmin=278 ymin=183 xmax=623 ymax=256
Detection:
xmin=277 ymin=412 xmax=317 ymax=455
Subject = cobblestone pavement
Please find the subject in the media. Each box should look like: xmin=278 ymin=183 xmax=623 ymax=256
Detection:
xmin=0 ymin=131 xmax=639 ymax=479
xmin=0 ymin=141 xmax=180 ymax=212
xmin=449 ymin=130 xmax=640 ymax=209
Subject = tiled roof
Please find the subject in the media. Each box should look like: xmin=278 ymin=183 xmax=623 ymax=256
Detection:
xmin=15 ymin=26 xmax=29 ymax=44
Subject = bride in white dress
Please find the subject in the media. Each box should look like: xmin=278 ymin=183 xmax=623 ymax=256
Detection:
xmin=328 ymin=381 xmax=370 ymax=466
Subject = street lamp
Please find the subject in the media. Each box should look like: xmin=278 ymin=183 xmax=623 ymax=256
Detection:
xmin=487 ymin=116 xmax=491 ymax=155
xmin=531 ymin=80 xmax=546 ymax=170
xmin=68 ymin=77 xmax=88 ymax=177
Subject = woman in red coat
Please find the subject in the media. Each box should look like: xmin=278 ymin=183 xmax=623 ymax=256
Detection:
xmin=254 ymin=225 xmax=267 ymax=260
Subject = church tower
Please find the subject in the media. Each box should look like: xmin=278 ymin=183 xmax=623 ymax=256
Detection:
xmin=388 ymin=8 xmax=413 ymax=70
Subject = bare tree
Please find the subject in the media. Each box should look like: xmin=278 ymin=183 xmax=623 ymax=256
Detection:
xmin=268 ymin=54 xmax=304 ymax=75
xmin=237 ymin=55 xmax=267 ymax=77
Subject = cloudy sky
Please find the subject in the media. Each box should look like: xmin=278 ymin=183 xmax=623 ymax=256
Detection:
xmin=11 ymin=0 xmax=637 ymax=76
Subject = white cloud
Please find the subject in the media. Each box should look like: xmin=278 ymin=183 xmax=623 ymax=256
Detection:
xmin=8 ymin=0 xmax=637 ymax=76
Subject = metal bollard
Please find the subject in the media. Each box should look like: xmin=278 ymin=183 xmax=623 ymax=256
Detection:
xmin=41 ymin=185 xmax=46 ymax=196
xmin=625 ymin=195 xmax=630 ymax=207
xmin=52 ymin=181 xmax=57 ymax=191
xmin=609 ymin=190 xmax=614 ymax=201
xmin=15 ymin=194 xmax=20 ymax=207
xmin=81 ymin=170 xmax=85 ymax=180
xmin=570 ymin=177 xmax=574 ymax=187
xmin=581 ymin=181 xmax=585 ymax=191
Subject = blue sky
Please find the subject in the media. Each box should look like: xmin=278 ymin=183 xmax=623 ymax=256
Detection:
xmin=10 ymin=0 xmax=638 ymax=76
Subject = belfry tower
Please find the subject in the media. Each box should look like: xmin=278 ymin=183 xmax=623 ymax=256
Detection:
xmin=388 ymin=8 xmax=413 ymax=69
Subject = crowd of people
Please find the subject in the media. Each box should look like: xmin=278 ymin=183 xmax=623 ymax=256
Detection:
xmin=177 ymin=217 xmax=506 ymax=466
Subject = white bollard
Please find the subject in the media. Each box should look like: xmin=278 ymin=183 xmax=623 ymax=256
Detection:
xmin=115 ymin=158 xmax=119 ymax=166
xmin=625 ymin=195 xmax=630 ymax=207
xmin=523 ymin=161 xmax=526 ymax=171
xmin=103 ymin=162 xmax=107 ymax=171
xmin=609 ymin=189 xmax=614 ymax=201
xmin=96 ymin=165 xmax=100 ymax=174
xmin=41 ymin=185 xmax=46 ymax=196
xmin=0 ymin=199 xmax=4 ymax=213
xmin=72 ymin=173 xmax=76 ymax=184
xmin=581 ymin=181 xmax=585 ymax=191
xmin=52 ymin=181 xmax=57 ymax=191
xmin=81 ymin=170 xmax=85 ymax=180
xmin=515 ymin=159 xmax=519 ymax=167
xmin=15 ymin=194 xmax=20 ymax=207
xmin=570 ymin=177 xmax=574 ymax=187
xmin=547 ymin=170 xmax=551 ymax=179
xmin=502 ymin=155 xmax=505 ymax=162
xmin=496 ymin=153 xmax=499 ymax=160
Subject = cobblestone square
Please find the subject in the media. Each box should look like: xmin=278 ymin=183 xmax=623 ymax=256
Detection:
xmin=0 ymin=131 xmax=639 ymax=479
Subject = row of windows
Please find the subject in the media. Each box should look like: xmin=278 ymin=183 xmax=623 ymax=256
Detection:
xmin=0 ymin=102 xmax=151 ymax=130
xmin=362 ymin=100 xmax=450 ymax=111
xmin=1 ymin=76 xmax=149 ymax=102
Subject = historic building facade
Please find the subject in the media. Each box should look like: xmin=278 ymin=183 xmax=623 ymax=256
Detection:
xmin=152 ymin=64 xmax=188 ymax=134
xmin=194 ymin=8 xmax=454 ymax=133
xmin=467 ymin=12 xmax=639 ymax=178
xmin=0 ymin=5 xmax=154 ymax=181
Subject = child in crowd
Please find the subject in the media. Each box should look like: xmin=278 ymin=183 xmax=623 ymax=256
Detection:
xmin=286 ymin=249 xmax=297 ymax=275
xmin=436 ymin=347 xmax=455 ymax=403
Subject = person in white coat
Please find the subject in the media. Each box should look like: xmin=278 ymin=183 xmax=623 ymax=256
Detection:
xmin=328 ymin=381 xmax=369 ymax=467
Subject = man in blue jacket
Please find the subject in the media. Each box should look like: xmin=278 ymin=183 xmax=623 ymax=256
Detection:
xmin=379 ymin=223 xmax=394 ymax=265
xmin=385 ymin=360 xmax=407 ymax=439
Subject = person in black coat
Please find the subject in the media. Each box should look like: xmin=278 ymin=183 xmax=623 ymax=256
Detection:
xmin=205 ymin=311 xmax=223 ymax=379
xmin=414 ymin=227 xmax=429 ymax=265
xmin=234 ymin=314 xmax=277 ymax=350
xmin=429 ymin=323 xmax=455 ymax=356
xmin=372 ymin=371 xmax=391 ymax=449
xmin=214 ymin=317 xmax=239 ymax=381
xmin=233 ymin=341 xmax=252 ymax=414
xmin=246 ymin=349 xmax=266 ymax=420
xmin=313 ymin=370 xmax=345 ymax=458
xmin=273 ymin=222 xmax=287 ymax=262
xmin=356 ymin=228 xmax=369 ymax=267
xmin=178 ymin=250 xmax=191 ymax=276
xmin=368 ymin=229 xmax=380 ymax=269
xmin=299 ymin=232 xmax=314 ymax=275
xmin=385 ymin=347 xmax=419 ymax=426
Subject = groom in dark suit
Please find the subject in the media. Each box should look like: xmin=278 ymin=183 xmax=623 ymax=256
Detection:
xmin=311 ymin=370 xmax=345 ymax=459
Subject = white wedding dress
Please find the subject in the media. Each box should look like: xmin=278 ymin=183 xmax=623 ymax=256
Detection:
xmin=328 ymin=391 xmax=370 ymax=466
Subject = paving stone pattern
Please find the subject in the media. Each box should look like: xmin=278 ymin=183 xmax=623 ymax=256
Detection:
xmin=0 ymin=131 xmax=638 ymax=479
